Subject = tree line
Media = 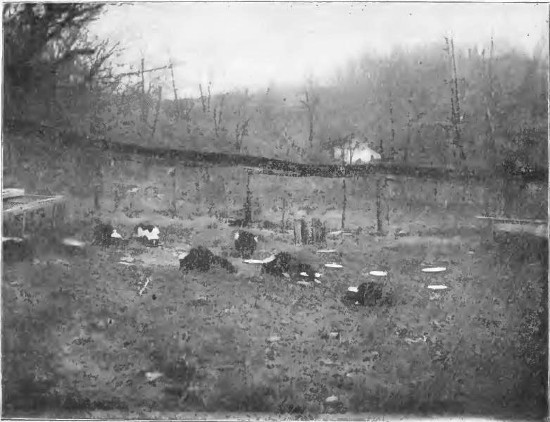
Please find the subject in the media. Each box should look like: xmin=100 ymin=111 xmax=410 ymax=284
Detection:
xmin=4 ymin=4 xmax=548 ymax=175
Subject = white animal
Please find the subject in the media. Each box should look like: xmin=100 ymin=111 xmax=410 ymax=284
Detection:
xmin=137 ymin=226 xmax=160 ymax=241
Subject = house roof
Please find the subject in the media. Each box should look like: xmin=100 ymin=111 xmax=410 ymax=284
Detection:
xmin=335 ymin=143 xmax=380 ymax=154
xmin=356 ymin=144 xmax=380 ymax=154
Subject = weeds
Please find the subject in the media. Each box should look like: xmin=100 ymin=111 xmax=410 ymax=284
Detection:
xmin=2 ymin=197 xmax=547 ymax=417
xmin=204 ymin=373 xmax=278 ymax=412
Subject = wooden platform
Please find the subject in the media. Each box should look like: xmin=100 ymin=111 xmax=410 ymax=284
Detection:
xmin=476 ymin=215 xmax=548 ymax=239
xmin=3 ymin=191 xmax=66 ymax=236
xmin=2 ymin=188 xmax=25 ymax=200
xmin=475 ymin=215 xmax=547 ymax=225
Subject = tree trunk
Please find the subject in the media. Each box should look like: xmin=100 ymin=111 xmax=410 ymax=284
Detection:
xmin=445 ymin=36 xmax=465 ymax=160
xmin=451 ymin=38 xmax=461 ymax=128
xmin=484 ymin=37 xmax=496 ymax=167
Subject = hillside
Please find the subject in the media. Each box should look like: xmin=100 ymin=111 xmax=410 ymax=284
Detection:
xmin=5 ymin=41 xmax=547 ymax=174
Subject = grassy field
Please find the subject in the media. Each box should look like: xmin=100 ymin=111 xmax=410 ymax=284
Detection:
xmin=2 ymin=210 xmax=547 ymax=418
xmin=2 ymin=132 xmax=547 ymax=418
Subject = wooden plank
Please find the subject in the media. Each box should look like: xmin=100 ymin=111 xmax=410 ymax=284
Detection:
xmin=475 ymin=215 xmax=547 ymax=225
xmin=494 ymin=223 xmax=548 ymax=238
xmin=2 ymin=189 xmax=25 ymax=200
xmin=3 ymin=196 xmax=65 ymax=216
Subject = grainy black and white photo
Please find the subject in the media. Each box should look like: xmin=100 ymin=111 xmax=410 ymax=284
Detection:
xmin=2 ymin=1 xmax=548 ymax=419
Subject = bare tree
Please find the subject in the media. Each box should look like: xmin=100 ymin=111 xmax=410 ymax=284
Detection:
xmin=483 ymin=37 xmax=497 ymax=161
xmin=444 ymin=36 xmax=466 ymax=160
xmin=213 ymin=94 xmax=226 ymax=138
xmin=388 ymin=89 xmax=396 ymax=146
xmin=150 ymin=86 xmax=162 ymax=140
xmin=234 ymin=89 xmax=252 ymax=152
xmin=207 ymin=82 xmax=212 ymax=112
xmin=199 ymin=84 xmax=207 ymax=113
xmin=235 ymin=118 xmax=251 ymax=152
xmin=300 ymin=84 xmax=320 ymax=153
xmin=169 ymin=61 xmax=180 ymax=120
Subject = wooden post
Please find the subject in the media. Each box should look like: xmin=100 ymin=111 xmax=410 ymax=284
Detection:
xmin=113 ymin=184 xmax=121 ymax=211
xmin=168 ymin=167 xmax=177 ymax=218
xmin=312 ymin=218 xmax=326 ymax=245
xmin=244 ymin=170 xmax=252 ymax=226
xmin=376 ymin=177 xmax=383 ymax=234
xmin=301 ymin=218 xmax=312 ymax=245
xmin=293 ymin=218 xmax=325 ymax=246
xmin=169 ymin=62 xmax=180 ymax=120
xmin=51 ymin=204 xmax=57 ymax=229
xmin=7 ymin=141 xmax=15 ymax=175
xmin=375 ymin=176 xmax=390 ymax=235
xmin=151 ymin=86 xmax=163 ymax=140
xmin=51 ymin=201 xmax=66 ymax=230
xmin=94 ymin=159 xmax=103 ymax=214
xmin=93 ymin=184 xmax=101 ymax=212
xmin=384 ymin=177 xmax=390 ymax=228
xmin=281 ymin=197 xmax=287 ymax=233
xmin=293 ymin=219 xmax=302 ymax=245
xmin=140 ymin=58 xmax=146 ymax=122
xmin=341 ymin=178 xmax=347 ymax=230
xmin=21 ymin=212 xmax=26 ymax=237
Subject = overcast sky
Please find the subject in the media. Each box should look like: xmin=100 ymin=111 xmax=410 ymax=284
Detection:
xmin=89 ymin=2 xmax=548 ymax=98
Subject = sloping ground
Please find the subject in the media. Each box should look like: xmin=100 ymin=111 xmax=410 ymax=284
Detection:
xmin=4 ymin=134 xmax=546 ymax=255
xmin=2 ymin=218 xmax=547 ymax=419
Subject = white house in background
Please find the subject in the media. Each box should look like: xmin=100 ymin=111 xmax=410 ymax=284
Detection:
xmin=334 ymin=141 xmax=382 ymax=165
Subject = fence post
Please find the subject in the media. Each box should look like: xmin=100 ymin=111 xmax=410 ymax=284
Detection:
xmin=244 ymin=169 xmax=252 ymax=226
xmin=281 ymin=197 xmax=287 ymax=233
xmin=295 ymin=217 xmax=325 ymax=246
xmin=376 ymin=177 xmax=383 ymax=234
xmin=113 ymin=184 xmax=121 ymax=211
xmin=93 ymin=160 xmax=103 ymax=214
xmin=301 ymin=218 xmax=311 ymax=245
xmin=341 ymin=178 xmax=347 ymax=230
xmin=312 ymin=218 xmax=326 ymax=245
xmin=384 ymin=176 xmax=390 ymax=229
xmin=293 ymin=219 xmax=302 ymax=245
xmin=168 ymin=167 xmax=177 ymax=218
xmin=376 ymin=176 xmax=390 ymax=235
